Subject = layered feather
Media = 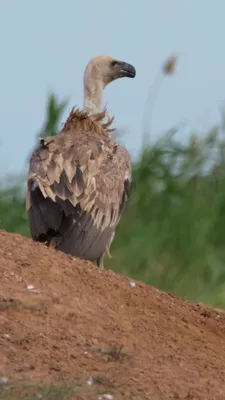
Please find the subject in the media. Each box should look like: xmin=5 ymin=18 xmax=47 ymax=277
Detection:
xmin=26 ymin=108 xmax=131 ymax=263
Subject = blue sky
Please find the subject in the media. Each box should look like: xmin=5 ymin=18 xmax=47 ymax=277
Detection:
xmin=1 ymin=0 xmax=225 ymax=177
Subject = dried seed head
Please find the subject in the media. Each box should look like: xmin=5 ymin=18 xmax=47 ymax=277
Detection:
xmin=163 ymin=55 xmax=178 ymax=75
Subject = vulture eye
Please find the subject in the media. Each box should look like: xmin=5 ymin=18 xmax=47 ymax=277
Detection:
xmin=111 ymin=61 xmax=118 ymax=67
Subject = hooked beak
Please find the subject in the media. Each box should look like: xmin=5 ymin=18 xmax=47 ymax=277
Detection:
xmin=118 ymin=62 xmax=136 ymax=78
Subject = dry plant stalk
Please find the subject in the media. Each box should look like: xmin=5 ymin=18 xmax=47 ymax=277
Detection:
xmin=142 ymin=54 xmax=178 ymax=143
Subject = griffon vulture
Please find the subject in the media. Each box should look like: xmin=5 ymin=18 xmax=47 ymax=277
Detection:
xmin=26 ymin=55 xmax=136 ymax=268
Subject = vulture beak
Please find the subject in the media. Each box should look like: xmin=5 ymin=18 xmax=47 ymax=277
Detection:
xmin=118 ymin=62 xmax=136 ymax=78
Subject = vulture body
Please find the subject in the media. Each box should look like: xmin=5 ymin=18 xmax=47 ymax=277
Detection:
xmin=26 ymin=55 xmax=136 ymax=268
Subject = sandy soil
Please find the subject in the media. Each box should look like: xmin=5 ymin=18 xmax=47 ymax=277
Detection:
xmin=1 ymin=229 xmax=225 ymax=399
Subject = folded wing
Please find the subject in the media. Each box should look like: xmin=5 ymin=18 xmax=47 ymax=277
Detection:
xmin=26 ymin=111 xmax=131 ymax=263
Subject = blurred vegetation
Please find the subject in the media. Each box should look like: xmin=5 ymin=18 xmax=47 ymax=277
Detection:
xmin=1 ymin=90 xmax=225 ymax=308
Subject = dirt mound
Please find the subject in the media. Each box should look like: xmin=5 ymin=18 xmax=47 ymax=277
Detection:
xmin=1 ymin=230 xmax=225 ymax=399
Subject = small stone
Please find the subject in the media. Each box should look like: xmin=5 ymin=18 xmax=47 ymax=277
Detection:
xmin=4 ymin=334 xmax=10 ymax=339
xmin=26 ymin=285 xmax=35 ymax=291
xmin=129 ymin=281 xmax=136 ymax=288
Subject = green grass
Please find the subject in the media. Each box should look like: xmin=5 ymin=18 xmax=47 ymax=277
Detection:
xmin=92 ymin=345 xmax=134 ymax=361
xmin=0 ymin=378 xmax=116 ymax=400
xmin=0 ymin=381 xmax=76 ymax=400
xmin=2 ymin=94 xmax=225 ymax=308
xmin=109 ymin=128 xmax=225 ymax=306
xmin=109 ymin=124 xmax=225 ymax=308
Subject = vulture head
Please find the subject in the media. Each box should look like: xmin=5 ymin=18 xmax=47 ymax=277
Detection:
xmin=83 ymin=55 xmax=136 ymax=115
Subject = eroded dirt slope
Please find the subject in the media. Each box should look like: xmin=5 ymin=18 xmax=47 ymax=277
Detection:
xmin=1 ymin=229 xmax=225 ymax=399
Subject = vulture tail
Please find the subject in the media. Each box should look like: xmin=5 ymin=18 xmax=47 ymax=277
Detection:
xmin=28 ymin=183 xmax=114 ymax=262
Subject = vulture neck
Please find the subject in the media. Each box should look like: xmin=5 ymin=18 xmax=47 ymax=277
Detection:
xmin=83 ymin=79 xmax=105 ymax=116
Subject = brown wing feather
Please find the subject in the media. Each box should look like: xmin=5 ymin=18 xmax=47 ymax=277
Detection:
xmin=26 ymin=108 xmax=131 ymax=262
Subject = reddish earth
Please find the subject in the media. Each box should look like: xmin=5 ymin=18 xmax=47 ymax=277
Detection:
xmin=1 ymin=230 xmax=225 ymax=399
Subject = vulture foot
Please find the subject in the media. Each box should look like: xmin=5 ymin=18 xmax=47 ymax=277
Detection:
xmin=96 ymin=254 xmax=105 ymax=269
